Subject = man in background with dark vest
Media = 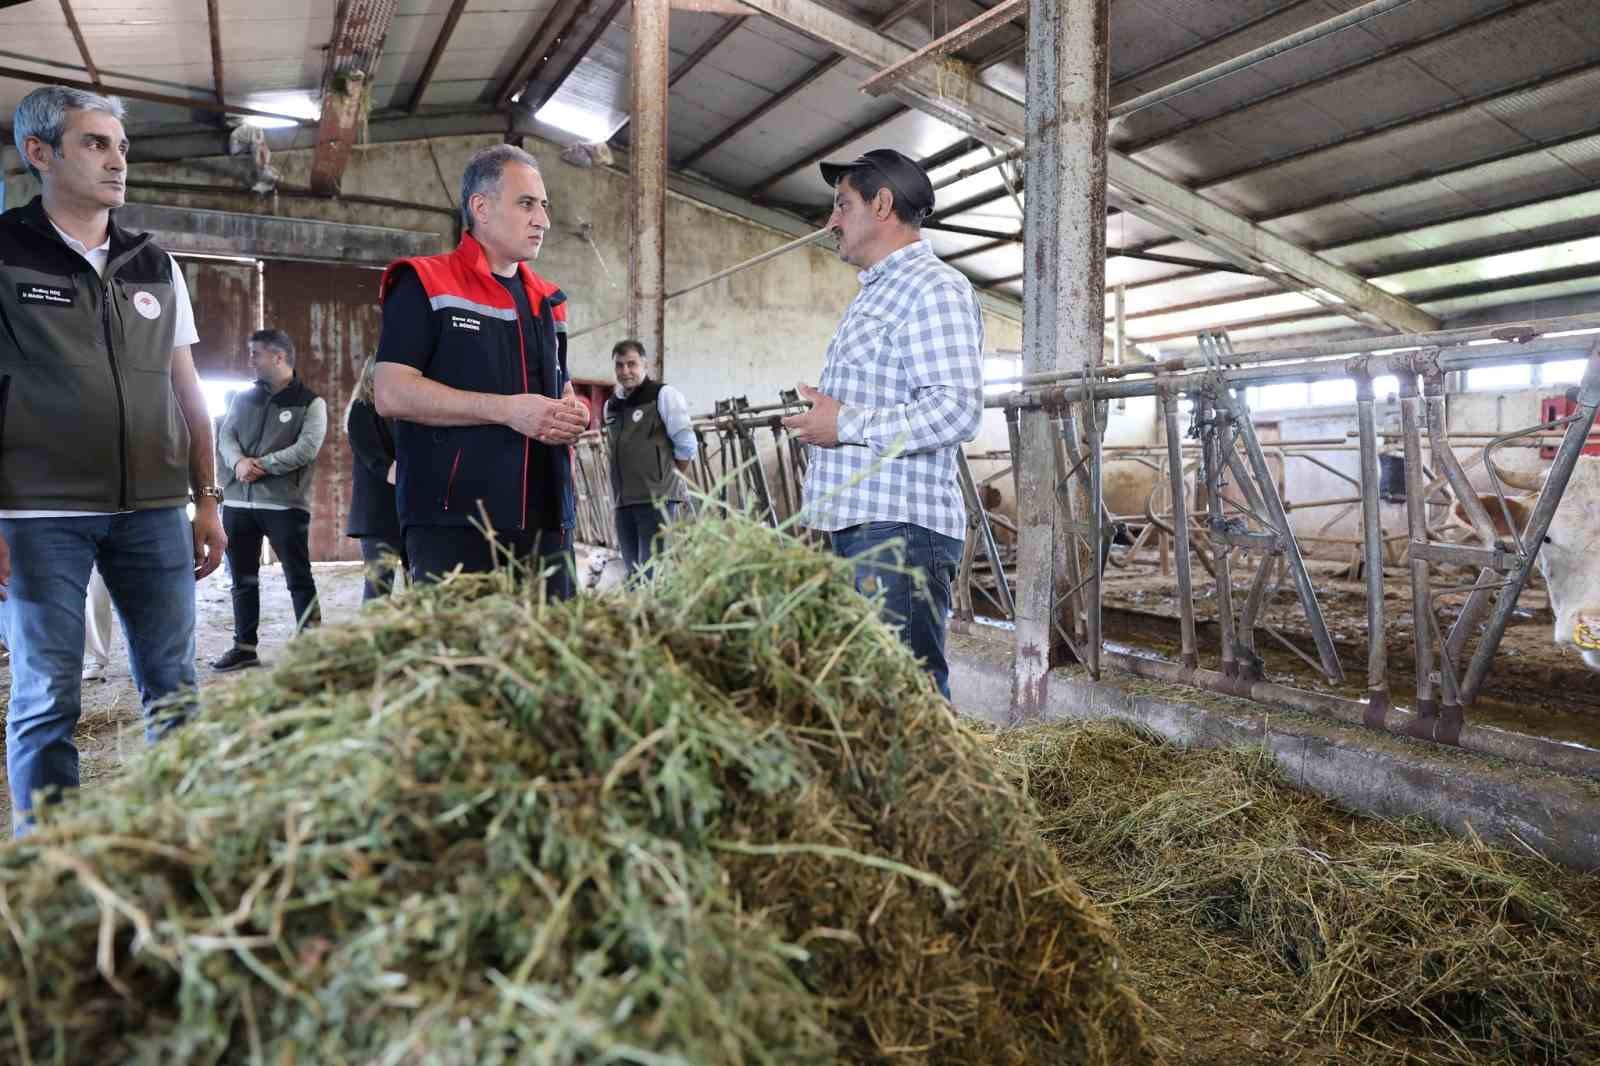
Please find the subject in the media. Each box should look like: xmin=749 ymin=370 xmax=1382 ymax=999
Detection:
xmin=604 ymin=340 xmax=695 ymax=576
xmin=211 ymin=329 xmax=328 ymax=672
xmin=0 ymin=86 xmax=227 ymax=832
xmin=374 ymin=144 xmax=588 ymax=594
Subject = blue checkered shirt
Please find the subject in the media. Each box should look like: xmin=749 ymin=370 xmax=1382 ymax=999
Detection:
xmin=800 ymin=240 xmax=985 ymax=544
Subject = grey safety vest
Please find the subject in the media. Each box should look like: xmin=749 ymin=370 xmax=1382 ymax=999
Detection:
xmin=0 ymin=197 xmax=187 ymax=511
xmin=604 ymin=379 xmax=677 ymax=507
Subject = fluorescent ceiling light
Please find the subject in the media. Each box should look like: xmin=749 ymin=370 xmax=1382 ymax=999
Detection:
xmin=535 ymin=99 xmax=620 ymax=143
xmin=237 ymin=91 xmax=321 ymax=129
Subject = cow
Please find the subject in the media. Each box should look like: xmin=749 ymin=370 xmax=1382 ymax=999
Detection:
xmin=976 ymin=458 xmax=1172 ymax=545
xmin=1456 ymin=455 xmax=1600 ymax=670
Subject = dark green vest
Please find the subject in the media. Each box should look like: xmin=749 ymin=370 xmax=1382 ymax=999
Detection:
xmin=0 ymin=197 xmax=186 ymax=511
xmin=604 ymin=379 xmax=677 ymax=507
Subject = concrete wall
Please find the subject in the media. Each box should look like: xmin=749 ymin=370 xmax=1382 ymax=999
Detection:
xmin=6 ymin=134 xmax=1022 ymax=418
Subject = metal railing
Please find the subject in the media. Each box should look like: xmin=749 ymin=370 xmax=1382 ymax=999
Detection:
xmin=982 ymin=317 xmax=1600 ymax=766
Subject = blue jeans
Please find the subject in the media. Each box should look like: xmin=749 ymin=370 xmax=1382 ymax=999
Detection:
xmin=1 ymin=508 xmax=197 ymax=831
xmin=830 ymin=522 xmax=963 ymax=700
xmin=615 ymin=501 xmax=679 ymax=577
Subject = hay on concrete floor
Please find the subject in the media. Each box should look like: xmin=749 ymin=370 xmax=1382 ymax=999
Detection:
xmin=0 ymin=517 xmax=1153 ymax=1066
xmin=997 ymin=722 xmax=1600 ymax=1065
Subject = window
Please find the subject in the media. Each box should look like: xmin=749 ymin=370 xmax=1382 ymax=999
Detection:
xmin=983 ymin=356 xmax=1021 ymax=397
xmin=1540 ymin=360 xmax=1587 ymax=385
xmin=1245 ymin=382 xmax=1309 ymax=410
xmin=1466 ymin=363 xmax=1532 ymax=391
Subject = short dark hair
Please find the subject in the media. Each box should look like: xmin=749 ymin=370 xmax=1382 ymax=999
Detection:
xmin=841 ymin=168 xmax=925 ymax=228
xmin=461 ymin=144 xmax=541 ymax=234
xmin=250 ymin=328 xmax=296 ymax=367
xmin=612 ymin=339 xmax=647 ymax=361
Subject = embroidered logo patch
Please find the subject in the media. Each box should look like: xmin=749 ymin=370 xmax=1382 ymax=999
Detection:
xmin=279 ymin=410 xmax=294 ymax=424
xmin=448 ymin=313 xmax=481 ymax=333
xmin=632 ymin=408 xmax=644 ymax=423
xmin=131 ymin=291 xmax=162 ymax=320
xmin=16 ymin=283 xmax=73 ymax=307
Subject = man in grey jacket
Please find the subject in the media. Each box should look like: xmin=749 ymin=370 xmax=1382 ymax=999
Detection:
xmin=212 ymin=328 xmax=328 ymax=671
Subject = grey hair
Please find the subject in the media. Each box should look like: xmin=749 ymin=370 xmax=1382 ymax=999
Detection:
xmin=13 ymin=86 xmax=127 ymax=180
xmin=460 ymin=144 xmax=541 ymax=233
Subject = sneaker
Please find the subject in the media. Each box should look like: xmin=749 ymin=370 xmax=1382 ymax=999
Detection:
xmin=210 ymin=647 xmax=261 ymax=672
xmin=82 ymin=659 xmax=109 ymax=682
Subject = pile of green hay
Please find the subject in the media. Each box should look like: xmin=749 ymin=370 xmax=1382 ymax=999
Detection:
xmin=998 ymin=722 xmax=1600 ymax=1065
xmin=0 ymin=518 xmax=1152 ymax=1065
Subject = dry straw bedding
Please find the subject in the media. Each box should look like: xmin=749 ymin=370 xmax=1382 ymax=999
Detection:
xmin=996 ymin=723 xmax=1600 ymax=1065
xmin=0 ymin=519 xmax=1153 ymax=1065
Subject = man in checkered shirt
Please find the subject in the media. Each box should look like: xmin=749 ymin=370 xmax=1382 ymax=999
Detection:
xmin=783 ymin=149 xmax=985 ymax=699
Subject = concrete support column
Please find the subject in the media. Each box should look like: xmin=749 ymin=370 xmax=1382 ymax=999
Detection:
xmin=628 ymin=0 xmax=670 ymax=374
xmin=1011 ymin=0 xmax=1111 ymax=717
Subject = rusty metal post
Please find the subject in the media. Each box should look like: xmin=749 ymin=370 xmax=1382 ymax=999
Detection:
xmin=1011 ymin=0 xmax=1111 ymax=716
xmin=628 ymin=0 xmax=669 ymax=374
xmin=1397 ymin=369 xmax=1439 ymax=728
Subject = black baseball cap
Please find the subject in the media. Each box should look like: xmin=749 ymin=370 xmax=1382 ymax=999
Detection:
xmin=820 ymin=149 xmax=936 ymax=218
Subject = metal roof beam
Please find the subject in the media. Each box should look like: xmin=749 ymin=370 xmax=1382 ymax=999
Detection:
xmin=1253 ymin=120 xmax=1600 ymax=226
xmin=735 ymin=0 xmax=1438 ymax=333
xmin=1116 ymin=0 xmax=1549 ymax=156
xmin=612 ymin=14 xmax=747 ymax=143
xmin=205 ymin=0 xmax=225 ymax=103
xmin=1190 ymin=56 xmax=1600 ymax=193
xmin=742 ymin=8 xmax=1021 ymax=195
xmin=309 ymin=0 xmax=396 ymax=196
xmin=520 ymin=0 xmax=627 ymax=119
xmin=859 ymin=0 xmax=1026 ymax=97
xmin=0 ymin=64 xmax=317 ymax=127
xmin=674 ymin=0 xmax=929 ymax=172
xmin=57 ymin=0 xmax=101 ymax=89
xmin=1109 ymin=0 xmax=1419 ymax=121
xmin=408 ymin=0 xmax=470 ymax=113
xmin=494 ymin=0 xmax=596 ymax=108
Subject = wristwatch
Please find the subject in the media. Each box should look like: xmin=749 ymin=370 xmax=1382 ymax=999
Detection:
xmin=194 ymin=486 xmax=224 ymax=502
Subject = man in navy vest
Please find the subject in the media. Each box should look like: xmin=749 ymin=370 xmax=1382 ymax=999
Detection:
xmin=374 ymin=145 xmax=588 ymax=595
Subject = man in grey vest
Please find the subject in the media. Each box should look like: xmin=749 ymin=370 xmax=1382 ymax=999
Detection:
xmin=603 ymin=340 xmax=695 ymax=575
xmin=0 ymin=86 xmax=227 ymax=832
xmin=211 ymin=329 xmax=328 ymax=671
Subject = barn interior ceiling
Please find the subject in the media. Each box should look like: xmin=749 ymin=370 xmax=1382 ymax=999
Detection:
xmin=1 ymin=0 xmax=1597 ymax=353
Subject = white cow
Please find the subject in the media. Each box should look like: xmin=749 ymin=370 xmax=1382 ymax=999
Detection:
xmin=1457 ymin=455 xmax=1600 ymax=670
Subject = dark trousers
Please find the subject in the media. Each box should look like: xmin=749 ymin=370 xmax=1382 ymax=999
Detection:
xmin=614 ymin=501 xmax=680 ymax=576
xmin=222 ymin=506 xmax=320 ymax=648
xmin=830 ymin=521 xmax=964 ymax=700
xmin=358 ymin=535 xmax=408 ymax=602
xmin=406 ymin=525 xmax=575 ymax=601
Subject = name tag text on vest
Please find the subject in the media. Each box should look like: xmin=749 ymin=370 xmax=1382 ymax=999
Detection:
xmin=17 ymin=283 xmax=74 ymax=307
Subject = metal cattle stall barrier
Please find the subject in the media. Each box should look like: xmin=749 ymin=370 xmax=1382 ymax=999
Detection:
xmin=981 ymin=315 xmax=1600 ymax=769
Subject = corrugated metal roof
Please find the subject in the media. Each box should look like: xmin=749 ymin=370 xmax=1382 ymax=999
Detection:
xmin=2 ymin=0 xmax=1596 ymax=341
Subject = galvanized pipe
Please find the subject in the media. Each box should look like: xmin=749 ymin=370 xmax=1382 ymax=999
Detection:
xmin=989 ymin=334 xmax=1600 ymax=409
xmin=1219 ymin=388 xmax=1344 ymax=682
xmin=1160 ymin=385 xmax=1198 ymax=669
xmin=985 ymin=315 xmax=1600 ymax=390
xmin=1109 ymin=0 xmax=1419 ymax=119
xmin=1397 ymin=372 xmax=1438 ymax=723
xmin=1353 ymin=372 xmax=1389 ymax=721
xmin=1197 ymin=393 xmax=1241 ymax=677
